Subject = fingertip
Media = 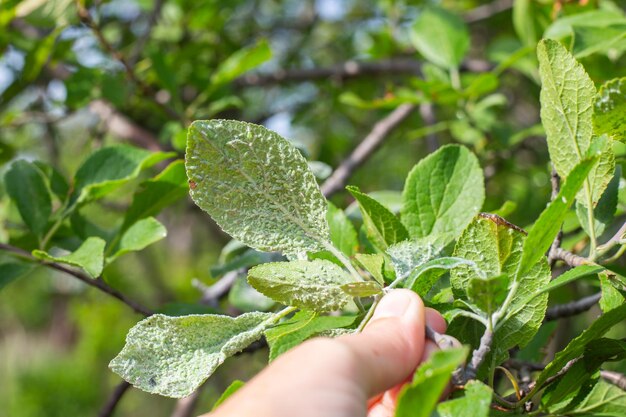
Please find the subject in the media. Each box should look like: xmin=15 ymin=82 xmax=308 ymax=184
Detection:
xmin=425 ymin=307 xmax=447 ymax=333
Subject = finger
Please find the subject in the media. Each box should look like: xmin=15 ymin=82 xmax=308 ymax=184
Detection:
xmin=338 ymin=289 xmax=426 ymax=397
xmin=425 ymin=308 xmax=447 ymax=333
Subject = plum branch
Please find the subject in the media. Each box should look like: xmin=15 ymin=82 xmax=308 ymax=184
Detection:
xmin=0 ymin=243 xmax=153 ymax=316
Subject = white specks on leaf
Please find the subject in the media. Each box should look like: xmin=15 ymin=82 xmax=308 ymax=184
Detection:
xmin=109 ymin=312 xmax=272 ymax=398
xmin=186 ymin=120 xmax=331 ymax=258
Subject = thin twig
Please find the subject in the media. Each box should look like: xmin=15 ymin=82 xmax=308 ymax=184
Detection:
xmin=544 ymin=292 xmax=601 ymax=321
xmin=98 ymin=381 xmax=131 ymax=417
xmin=463 ymin=0 xmax=514 ymax=24
xmin=597 ymin=221 xmax=626 ymax=256
xmin=320 ymin=104 xmax=415 ymax=197
xmin=128 ymin=0 xmax=165 ymax=65
xmin=194 ymin=269 xmax=241 ymax=307
xmin=550 ymin=248 xmax=590 ymax=267
xmin=0 ymin=243 xmax=152 ymax=316
xmin=235 ymin=59 xmax=423 ymax=87
xmin=419 ymin=103 xmax=439 ymax=153
xmin=601 ymin=370 xmax=626 ymax=390
xmin=76 ymin=2 xmax=183 ymax=122
xmin=235 ymin=58 xmax=491 ymax=88
xmin=548 ymin=168 xmax=563 ymax=266
xmin=465 ymin=329 xmax=494 ymax=381
xmin=170 ymin=389 xmax=202 ymax=417
xmin=89 ymin=100 xmax=165 ymax=151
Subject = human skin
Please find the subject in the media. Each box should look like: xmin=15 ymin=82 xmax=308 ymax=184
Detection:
xmin=202 ymin=289 xmax=447 ymax=417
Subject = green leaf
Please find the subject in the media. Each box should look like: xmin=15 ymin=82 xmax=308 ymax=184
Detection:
xmin=122 ymin=160 xmax=189 ymax=231
xmin=410 ymin=7 xmax=469 ymax=69
xmin=468 ymin=274 xmax=509 ymax=315
xmin=72 ymin=145 xmax=173 ymax=204
xmin=228 ymin=274 xmax=275 ymax=313
xmin=108 ymin=217 xmax=167 ymax=263
xmin=110 ymin=312 xmax=272 ymax=398
xmin=537 ymin=39 xmax=612 ymax=205
xmin=347 ymin=186 xmax=408 ymax=252
xmin=533 ymin=265 xmax=603 ymax=298
xmin=212 ymin=380 xmax=244 ymax=411
xmin=599 ymin=273 xmax=625 ymax=313
xmin=248 ymin=260 xmax=356 ymax=312
xmin=452 ymin=216 xmax=551 ymax=357
xmin=354 ymin=253 xmax=385 ymax=285
xmin=4 ymin=160 xmax=52 ymax=236
xmin=33 ymin=237 xmax=106 ymax=278
xmin=577 ymin=164 xmax=620 ymax=238
xmin=544 ymin=10 xmax=626 ymax=40
xmin=395 ymin=347 xmax=468 ymax=417
xmin=0 ymin=262 xmax=33 ymax=290
xmin=572 ymin=25 xmax=626 ymax=59
xmin=566 ymin=380 xmax=626 ymax=416
xmin=594 ymin=77 xmax=626 ymax=143
xmin=265 ymin=311 xmax=356 ymax=361
xmin=340 ymin=281 xmax=382 ymax=298
xmin=186 ymin=120 xmax=330 ymax=258
xmin=513 ymin=0 xmax=538 ymax=46
xmin=406 ymin=257 xmax=481 ymax=297
xmin=211 ymin=249 xmax=281 ymax=278
xmin=327 ymin=202 xmax=358 ymax=257
xmin=437 ymin=380 xmax=492 ymax=417
xmin=517 ymin=158 xmax=597 ymax=278
xmin=534 ymin=303 xmax=626 ymax=389
xmin=542 ymin=338 xmax=626 ymax=413
xmin=211 ymin=39 xmax=272 ymax=86
xmin=401 ymin=145 xmax=484 ymax=244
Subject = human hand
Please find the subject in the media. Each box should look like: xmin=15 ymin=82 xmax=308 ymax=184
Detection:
xmin=202 ymin=289 xmax=448 ymax=417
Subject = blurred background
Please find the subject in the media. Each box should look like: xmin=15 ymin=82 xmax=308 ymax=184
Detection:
xmin=1 ymin=0 xmax=625 ymax=416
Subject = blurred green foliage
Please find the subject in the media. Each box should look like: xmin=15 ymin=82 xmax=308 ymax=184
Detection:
xmin=1 ymin=0 xmax=625 ymax=415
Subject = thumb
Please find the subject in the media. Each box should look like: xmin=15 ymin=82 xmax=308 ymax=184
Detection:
xmin=337 ymin=289 xmax=426 ymax=397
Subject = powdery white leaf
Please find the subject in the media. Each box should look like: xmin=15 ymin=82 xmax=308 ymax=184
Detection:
xmin=594 ymin=77 xmax=626 ymax=143
xmin=186 ymin=120 xmax=330 ymax=258
xmin=110 ymin=312 xmax=272 ymax=398
xmin=386 ymin=239 xmax=443 ymax=281
xmin=248 ymin=260 xmax=356 ymax=312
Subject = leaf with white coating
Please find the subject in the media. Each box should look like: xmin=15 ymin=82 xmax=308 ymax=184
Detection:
xmin=186 ymin=120 xmax=330 ymax=258
xmin=248 ymin=260 xmax=356 ymax=312
xmin=110 ymin=312 xmax=272 ymax=398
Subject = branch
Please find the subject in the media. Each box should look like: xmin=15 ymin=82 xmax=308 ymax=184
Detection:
xmin=465 ymin=328 xmax=494 ymax=381
xmin=320 ymin=104 xmax=416 ymax=197
xmin=601 ymin=370 xmax=626 ymax=390
xmin=419 ymin=102 xmax=440 ymax=152
xmin=170 ymin=389 xmax=202 ymax=417
xmin=544 ymin=292 xmax=601 ymax=321
xmin=128 ymin=0 xmax=165 ymax=65
xmin=76 ymin=3 xmax=184 ymax=122
xmin=98 ymin=381 xmax=131 ymax=417
xmin=0 ymin=243 xmax=152 ymax=316
xmin=193 ymin=269 xmax=240 ymax=307
xmin=235 ymin=59 xmax=422 ymax=87
xmin=597 ymin=221 xmax=626 ymax=256
xmin=89 ymin=100 xmax=166 ymax=151
xmin=235 ymin=58 xmax=491 ymax=88
xmin=463 ymin=0 xmax=514 ymax=24
xmin=548 ymin=168 xmax=563 ymax=266
xmin=550 ymin=248 xmax=590 ymax=267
